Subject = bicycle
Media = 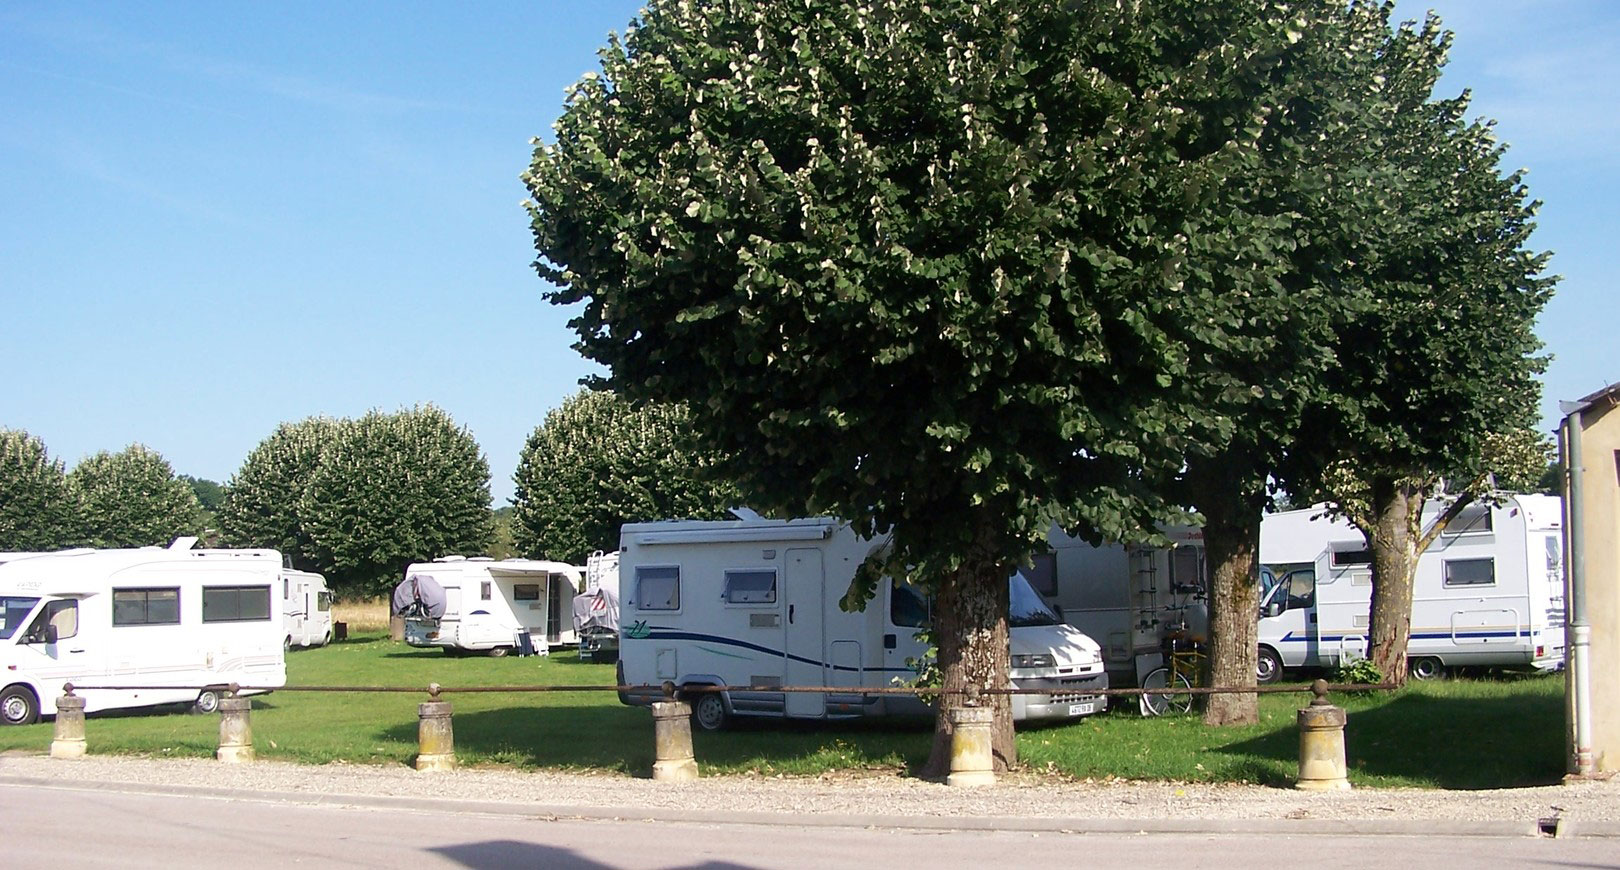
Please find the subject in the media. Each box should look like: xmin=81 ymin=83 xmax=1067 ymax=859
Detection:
xmin=1139 ymin=631 xmax=1203 ymax=716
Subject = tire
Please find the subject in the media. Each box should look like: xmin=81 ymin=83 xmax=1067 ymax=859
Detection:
xmin=486 ymin=646 xmax=511 ymax=658
xmin=1409 ymin=656 xmax=1444 ymax=681
xmin=1 ymin=685 xmax=39 ymax=726
xmin=192 ymin=688 xmax=223 ymax=715
xmin=284 ymin=636 xmax=293 ymax=654
xmin=690 ymin=690 xmax=729 ymax=731
xmin=1256 ymin=647 xmax=1284 ymax=685
xmin=1140 ymin=667 xmax=1194 ymax=716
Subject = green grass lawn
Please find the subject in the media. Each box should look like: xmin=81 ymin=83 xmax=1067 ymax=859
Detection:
xmin=0 ymin=633 xmax=1568 ymax=788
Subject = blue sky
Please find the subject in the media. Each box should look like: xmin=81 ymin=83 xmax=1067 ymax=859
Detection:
xmin=3 ymin=2 xmax=1614 ymax=506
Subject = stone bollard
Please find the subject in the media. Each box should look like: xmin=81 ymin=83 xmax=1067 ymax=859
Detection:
xmin=50 ymin=684 xmax=87 ymax=760
xmin=946 ymin=703 xmax=996 ymax=787
xmin=651 ymin=682 xmax=698 ymax=782
xmin=1295 ymin=679 xmax=1351 ymax=791
xmin=416 ymin=683 xmax=455 ymax=772
xmin=216 ymin=684 xmax=254 ymax=764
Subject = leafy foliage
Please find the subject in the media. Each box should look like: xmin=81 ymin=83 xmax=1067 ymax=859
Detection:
xmin=1332 ymin=657 xmax=1385 ymax=689
xmin=0 ymin=428 xmax=76 ymax=550
xmin=179 ymin=475 xmax=225 ymax=513
xmin=299 ymin=406 xmax=493 ymax=596
xmin=218 ymin=417 xmax=343 ymax=569
xmin=67 ymin=444 xmax=204 ymax=548
xmin=512 ymin=389 xmax=741 ymax=564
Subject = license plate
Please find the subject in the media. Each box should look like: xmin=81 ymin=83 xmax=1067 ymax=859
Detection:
xmin=1067 ymin=702 xmax=1094 ymax=716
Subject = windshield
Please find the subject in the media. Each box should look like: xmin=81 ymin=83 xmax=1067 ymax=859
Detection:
xmin=1008 ymin=571 xmax=1061 ymax=627
xmin=2 ymin=596 xmax=41 ymax=640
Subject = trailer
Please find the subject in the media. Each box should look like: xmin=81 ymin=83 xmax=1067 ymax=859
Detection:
xmin=1256 ymin=494 xmax=1566 ymax=681
xmin=0 ymin=538 xmax=287 ymax=725
xmin=281 ymin=568 xmax=333 ymax=650
xmin=615 ymin=516 xmax=1109 ymax=730
xmin=393 ymin=557 xmax=585 ymax=656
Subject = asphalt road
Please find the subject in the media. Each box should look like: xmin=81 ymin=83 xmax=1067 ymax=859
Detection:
xmin=4 ymin=781 xmax=1615 ymax=870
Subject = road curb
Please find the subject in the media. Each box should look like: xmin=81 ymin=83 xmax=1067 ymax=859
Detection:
xmin=5 ymin=774 xmax=1614 ymax=839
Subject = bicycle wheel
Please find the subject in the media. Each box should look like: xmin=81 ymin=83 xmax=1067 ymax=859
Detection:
xmin=1164 ymin=670 xmax=1195 ymax=715
xmin=1139 ymin=667 xmax=1172 ymax=716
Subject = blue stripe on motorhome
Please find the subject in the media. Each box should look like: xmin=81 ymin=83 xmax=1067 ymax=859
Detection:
xmin=1275 ymin=629 xmax=1526 ymax=645
xmin=638 ymin=629 xmax=912 ymax=673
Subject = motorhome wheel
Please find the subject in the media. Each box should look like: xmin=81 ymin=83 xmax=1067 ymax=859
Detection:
xmin=1256 ymin=647 xmax=1283 ymax=685
xmin=486 ymin=646 xmax=511 ymax=658
xmin=193 ymin=689 xmax=222 ymax=715
xmin=1 ymin=686 xmax=40 ymax=726
xmin=1408 ymin=656 xmax=1444 ymax=681
xmin=283 ymin=636 xmax=293 ymax=654
xmin=692 ymin=692 xmax=729 ymax=731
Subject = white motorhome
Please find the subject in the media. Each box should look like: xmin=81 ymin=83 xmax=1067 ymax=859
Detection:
xmin=1040 ymin=525 xmax=1216 ymax=689
xmin=1256 ymin=494 xmax=1566 ymax=681
xmin=393 ymin=557 xmax=585 ymax=656
xmin=0 ymin=539 xmax=288 ymax=726
xmin=615 ymin=516 xmax=1109 ymax=730
xmin=281 ymin=568 xmax=334 ymax=650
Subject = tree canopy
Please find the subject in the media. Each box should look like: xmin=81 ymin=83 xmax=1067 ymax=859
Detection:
xmin=0 ymin=428 xmax=75 ymax=551
xmin=218 ymin=417 xmax=342 ymax=570
xmin=67 ymin=444 xmax=204 ymax=548
xmin=512 ymin=389 xmax=740 ymax=564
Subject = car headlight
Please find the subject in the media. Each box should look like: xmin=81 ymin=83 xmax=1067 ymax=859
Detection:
xmin=1011 ymin=654 xmax=1055 ymax=669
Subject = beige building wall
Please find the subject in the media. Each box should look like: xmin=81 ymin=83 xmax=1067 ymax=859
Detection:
xmin=1568 ymin=391 xmax=1620 ymax=774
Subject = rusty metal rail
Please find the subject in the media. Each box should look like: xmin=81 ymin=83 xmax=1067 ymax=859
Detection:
xmin=62 ymin=680 xmax=1396 ymax=698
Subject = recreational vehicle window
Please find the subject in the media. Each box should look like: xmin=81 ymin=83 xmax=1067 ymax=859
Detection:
xmin=723 ymin=570 xmax=777 ymax=604
xmin=1169 ymin=546 xmax=1203 ymax=592
xmin=30 ymin=600 xmax=79 ymax=642
xmin=112 ymin=588 xmax=180 ymax=625
xmin=2 ymin=597 xmax=37 ymax=638
xmin=1328 ymin=544 xmax=1372 ymax=568
xmin=481 ymin=581 xmax=493 ymax=600
xmin=318 ymin=590 xmax=333 ymax=612
xmin=636 ymin=566 xmax=680 ymax=610
xmin=1443 ymin=558 xmax=1496 ymax=588
xmin=201 ymin=585 xmax=273 ymax=622
xmin=891 ymin=579 xmax=929 ymax=627
xmin=1441 ymin=504 xmax=1493 ymax=537
xmin=1024 ymin=553 xmax=1057 ymax=596
xmin=513 ymin=584 xmax=540 ymax=601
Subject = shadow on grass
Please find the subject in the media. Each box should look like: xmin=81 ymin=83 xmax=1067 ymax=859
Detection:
xmin=1218 ymin=686 xmax=1566 ymax=789
xmin=379 ymin=704 xmax=934 ymax=777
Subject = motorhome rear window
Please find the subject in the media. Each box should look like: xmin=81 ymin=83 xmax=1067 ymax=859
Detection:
xmin=113 ymin=588 xmax=180 ymax=626
xmin=1443 ymin=558 xmax=1496 ymax=588
xmin=1441 ymin=504 xmax=1493 ymax=537
xmin=723 ymin=570 xmax=777 ymax=604
xmin=202 ymin=585 xmax=273 ymax=622
xmin=636 ymin=566 xmax=680 ymax=610
xmin=1329 ymin=544 xmax=1372 ymax=567
xmin=513 ymin=584 xmax=540 ymax=601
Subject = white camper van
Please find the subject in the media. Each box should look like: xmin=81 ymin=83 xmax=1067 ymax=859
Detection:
xmin=1256 ymin=494 xmax=1566 ymax=681
xmin=0 ymin=539 xmax=288 ymax=726
xmin=281 ymin=568 xmax=333 ymax=650
xmin=394 ymin=557 xmax=585 ymax=656
xmin=615 ymin=517 xmax=1109 ymax=730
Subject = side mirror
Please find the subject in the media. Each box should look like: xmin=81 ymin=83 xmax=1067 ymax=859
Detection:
xmin=44 ymin=625 xmax=58 ymax=645
xmin=1263 ymin=602 xmax=1283 ymax=619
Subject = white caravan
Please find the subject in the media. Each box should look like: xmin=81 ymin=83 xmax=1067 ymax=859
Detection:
xmin=0 ymin=539 xmax=287 ymax=726
xmin=1256 ymin=494 xmax=1566 ymax=681
xmin=1040 ymin=525 xmax=1217 ymax=689
xmin=615 ymin=516 xmax=1109 ymax=730
xmin=281 ymin=568 xmax=334 ymax=650
xmin=394 ymin=557 xmax=585 ymax=656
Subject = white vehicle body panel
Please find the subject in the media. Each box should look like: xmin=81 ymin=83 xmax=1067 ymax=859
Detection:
xmin=400 ymin=557 xmax=584 ymax=654
xmin=0 ymin=541 xmax=287 ymax=721
xmin=281 ymin=569 xmax=333 ymax=649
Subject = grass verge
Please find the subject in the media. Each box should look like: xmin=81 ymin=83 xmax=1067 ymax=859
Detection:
xmin=0 ymin=633 xmax=1565 ymax=788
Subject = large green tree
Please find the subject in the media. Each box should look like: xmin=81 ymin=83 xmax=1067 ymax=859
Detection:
xmin=299 ymin=406 xmax=493 ymax=596
xmin=0 ymin=428 xmax=75 ymax=551
xmin=526 ymin=0 xmax=1355 ymax=765
xmin=67 ymin=444 xmax=204 ymax=548
xmin=1280 ymin=10 xmax=1554 ymax=686
xmin=513 ymin=389 xmax=740 ymax=564
xmin=218 ymin=417 xmax=342 ymax=569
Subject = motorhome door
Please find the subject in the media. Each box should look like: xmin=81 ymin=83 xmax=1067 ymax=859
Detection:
xmin=783 ymin=548 xmax=826 ymax=716
xmin=1316 ymin=542 xmax=1372 ymax=664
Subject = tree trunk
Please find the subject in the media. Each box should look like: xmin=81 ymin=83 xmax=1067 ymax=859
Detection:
xmin=1365 ymin=476 xmax=1422 ymax=687
xmin=922 ymin=553 xmax=1014 ymax=778
xmin=1187 ymin=460 xmax=1264 ymax=726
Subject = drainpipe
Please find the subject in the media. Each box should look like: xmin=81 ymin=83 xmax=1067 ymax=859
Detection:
xmin=1559 ymin=403 xmax=1594 ymax=777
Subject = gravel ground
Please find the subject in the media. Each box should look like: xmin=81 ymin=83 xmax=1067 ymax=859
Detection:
xmin=3 ymin=752 xmax=1616 ymax=828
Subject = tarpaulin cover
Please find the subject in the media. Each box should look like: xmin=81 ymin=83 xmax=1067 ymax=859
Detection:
xmin=392 ymin=573 xmax=447 ymax=619
xmin=571 ymin=587 xmax=619 ymax=634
